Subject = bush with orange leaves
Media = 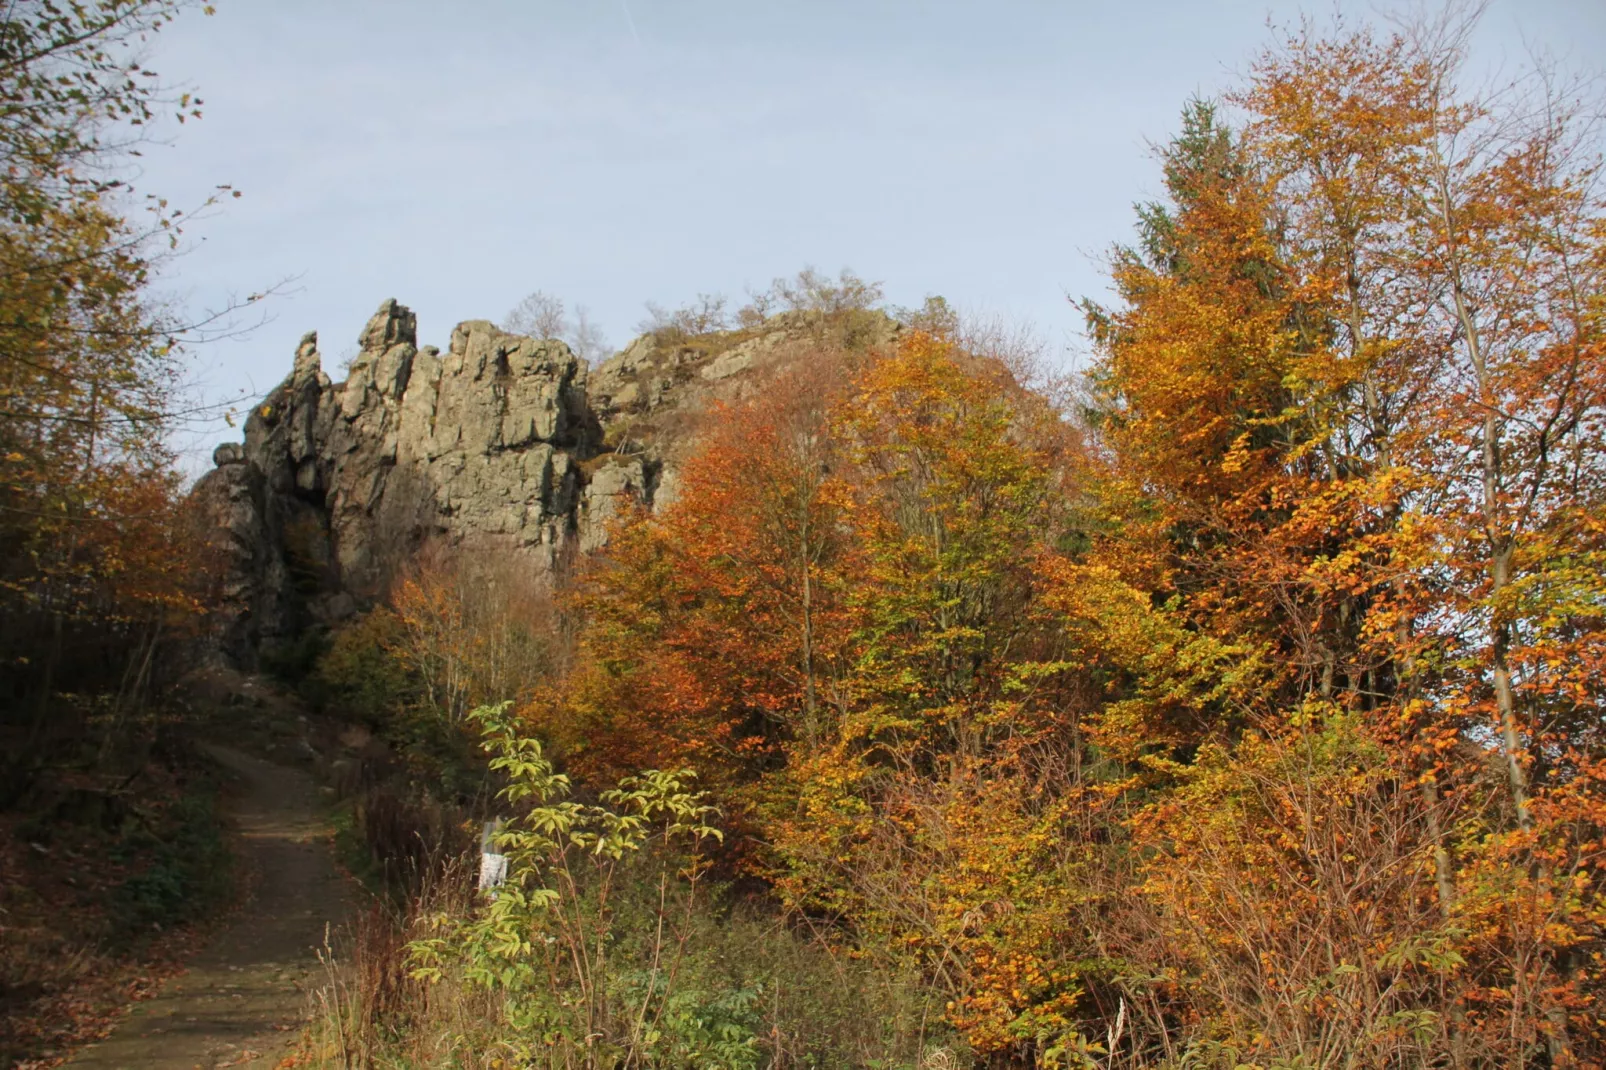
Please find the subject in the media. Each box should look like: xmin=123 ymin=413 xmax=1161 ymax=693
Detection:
xmin=316 ymin=544 xmax=567 ymax=797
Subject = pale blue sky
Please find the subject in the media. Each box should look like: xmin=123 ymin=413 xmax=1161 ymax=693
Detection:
xmin=136 ymin=0 xmax=1606 ymax=469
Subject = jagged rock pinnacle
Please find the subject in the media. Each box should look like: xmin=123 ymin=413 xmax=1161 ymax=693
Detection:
xmin=191 ymin=299 xmax=902 ymax=666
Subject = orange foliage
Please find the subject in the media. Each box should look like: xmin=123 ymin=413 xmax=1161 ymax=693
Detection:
xmin=1082 ymin=15 xmax=1606 ymax=1064
xmin=503 ymin=15 xmax=1606 ymax=1067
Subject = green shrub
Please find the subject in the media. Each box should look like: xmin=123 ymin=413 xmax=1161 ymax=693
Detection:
xmin=406 ymin=701 xmax=739 ymax=1068
xmin=259 ymin=627 xmax=329 ymax=686
xmin=314 ymin=607 xmax=415 ymax=724
xmin=111 ymin=790 xmax=231 ymax=941
xmin=301 ymin=702 xmax=957 ymax=1068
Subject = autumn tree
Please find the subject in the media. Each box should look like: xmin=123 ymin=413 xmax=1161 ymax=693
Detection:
xmin=552 ymin=329 xmax=1129 ymax=1060
xmin=766 ymin=334 xmax=1105 ymax=1055
xmin=0 ymin=1 xmax=233 ymax=759
xmin=1084 ymin=10 xmax=1606 ymax=1065
xmin=552 ymin=344 xmax=861 ymax=792
xmin=316 ymin=544 xmax=566 ymax=799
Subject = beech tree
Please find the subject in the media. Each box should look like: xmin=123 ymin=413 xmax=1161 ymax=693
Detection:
xmin=0 ymin=1 xmax=229 ymax=747
xmin=1085 ymin=11 xmax=1606 ymax=1065
xmin=550 ymin=347 xmax=860 ymax=798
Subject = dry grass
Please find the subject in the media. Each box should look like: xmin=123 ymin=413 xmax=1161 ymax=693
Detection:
xmin=294 ymin=852 xmax=959 ymax=1070
xmin=297 ymin=857 xmax=511 ymax=1069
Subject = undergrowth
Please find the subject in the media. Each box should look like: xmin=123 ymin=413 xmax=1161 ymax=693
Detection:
xmin=109 ymin=789 xmax=232 ymax=945
xmin=299 ymin=703 xmax=957 ymax=1069
xmin=0 ymin=716 xmax=234 ymax=1068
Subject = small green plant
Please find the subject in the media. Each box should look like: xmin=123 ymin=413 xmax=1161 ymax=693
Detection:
xmin=406 ymin=700 xmax=739 ymax=1068
xmin=312 ymin=607 xmax=415 ymax=724
xmin=111 ymin=790 xmax=231 ymax=942
xmin=260 ymin=627 xmax=329 ymax=686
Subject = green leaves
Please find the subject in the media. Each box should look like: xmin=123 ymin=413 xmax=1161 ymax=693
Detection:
xmin=399 ymin=701 xmax=753 ymax=1066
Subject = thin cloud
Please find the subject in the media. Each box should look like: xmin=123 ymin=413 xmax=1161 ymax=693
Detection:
xmin=620 ymin=0 xmax=641 ymax=46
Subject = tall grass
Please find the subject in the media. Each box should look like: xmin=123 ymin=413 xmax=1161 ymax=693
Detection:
xmin=297 ymin=702 xmax=959 ymax=1070
xmin=300 ymin=855 xmax=958 ymax=1070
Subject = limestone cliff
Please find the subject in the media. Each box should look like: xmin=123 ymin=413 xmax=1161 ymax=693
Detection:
xmin=192 ymin=298 xmax=900 ymax=667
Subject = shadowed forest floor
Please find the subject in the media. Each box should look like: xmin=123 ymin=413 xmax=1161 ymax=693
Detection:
xmin=63 ymin=742 xmax=352 ymax=1070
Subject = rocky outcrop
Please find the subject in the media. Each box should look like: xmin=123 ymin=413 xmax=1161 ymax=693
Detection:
xmin=192 ymin=299 xmax=901 ymax=667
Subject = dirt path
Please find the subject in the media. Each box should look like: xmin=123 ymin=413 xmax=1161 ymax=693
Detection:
xmin=66 ymin=744 xmax=352 ymax=1070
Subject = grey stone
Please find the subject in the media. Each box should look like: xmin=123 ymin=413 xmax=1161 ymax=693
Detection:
xmin=193 ymin=298 xmax=903 ymax=666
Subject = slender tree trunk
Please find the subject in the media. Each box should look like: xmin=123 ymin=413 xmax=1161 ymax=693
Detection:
xmin=28 ymin=379 xmax=99 ymax=751
xmin=799 ymin=505 xmax=818 ymax=752
xmin=1456 ymin=282 xmax=1534 ymax=831
xmin=1450 ymin=238 xmax=1565 ymax=1061
xmin=1488 ymin=549 xmax=1532 ymax=830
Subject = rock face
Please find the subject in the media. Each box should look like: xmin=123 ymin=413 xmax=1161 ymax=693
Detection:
xmin=192 ymin=299 xmax=902 ymax=668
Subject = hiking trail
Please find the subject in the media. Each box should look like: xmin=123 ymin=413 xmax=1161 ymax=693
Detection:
xmin=66 ymin=742 xmax=352 ymax=1070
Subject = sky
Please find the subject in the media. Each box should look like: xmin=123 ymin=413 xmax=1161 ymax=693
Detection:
xmin=133 ymin=0 xmax=1606 ymax=471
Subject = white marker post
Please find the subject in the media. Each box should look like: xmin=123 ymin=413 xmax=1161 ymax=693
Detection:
xmin=478 ymin=817 xmax=507 ymax=894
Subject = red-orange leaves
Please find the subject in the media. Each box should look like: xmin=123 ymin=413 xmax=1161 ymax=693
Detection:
xmin=554 ymin=349 xmax=861 ymax=796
